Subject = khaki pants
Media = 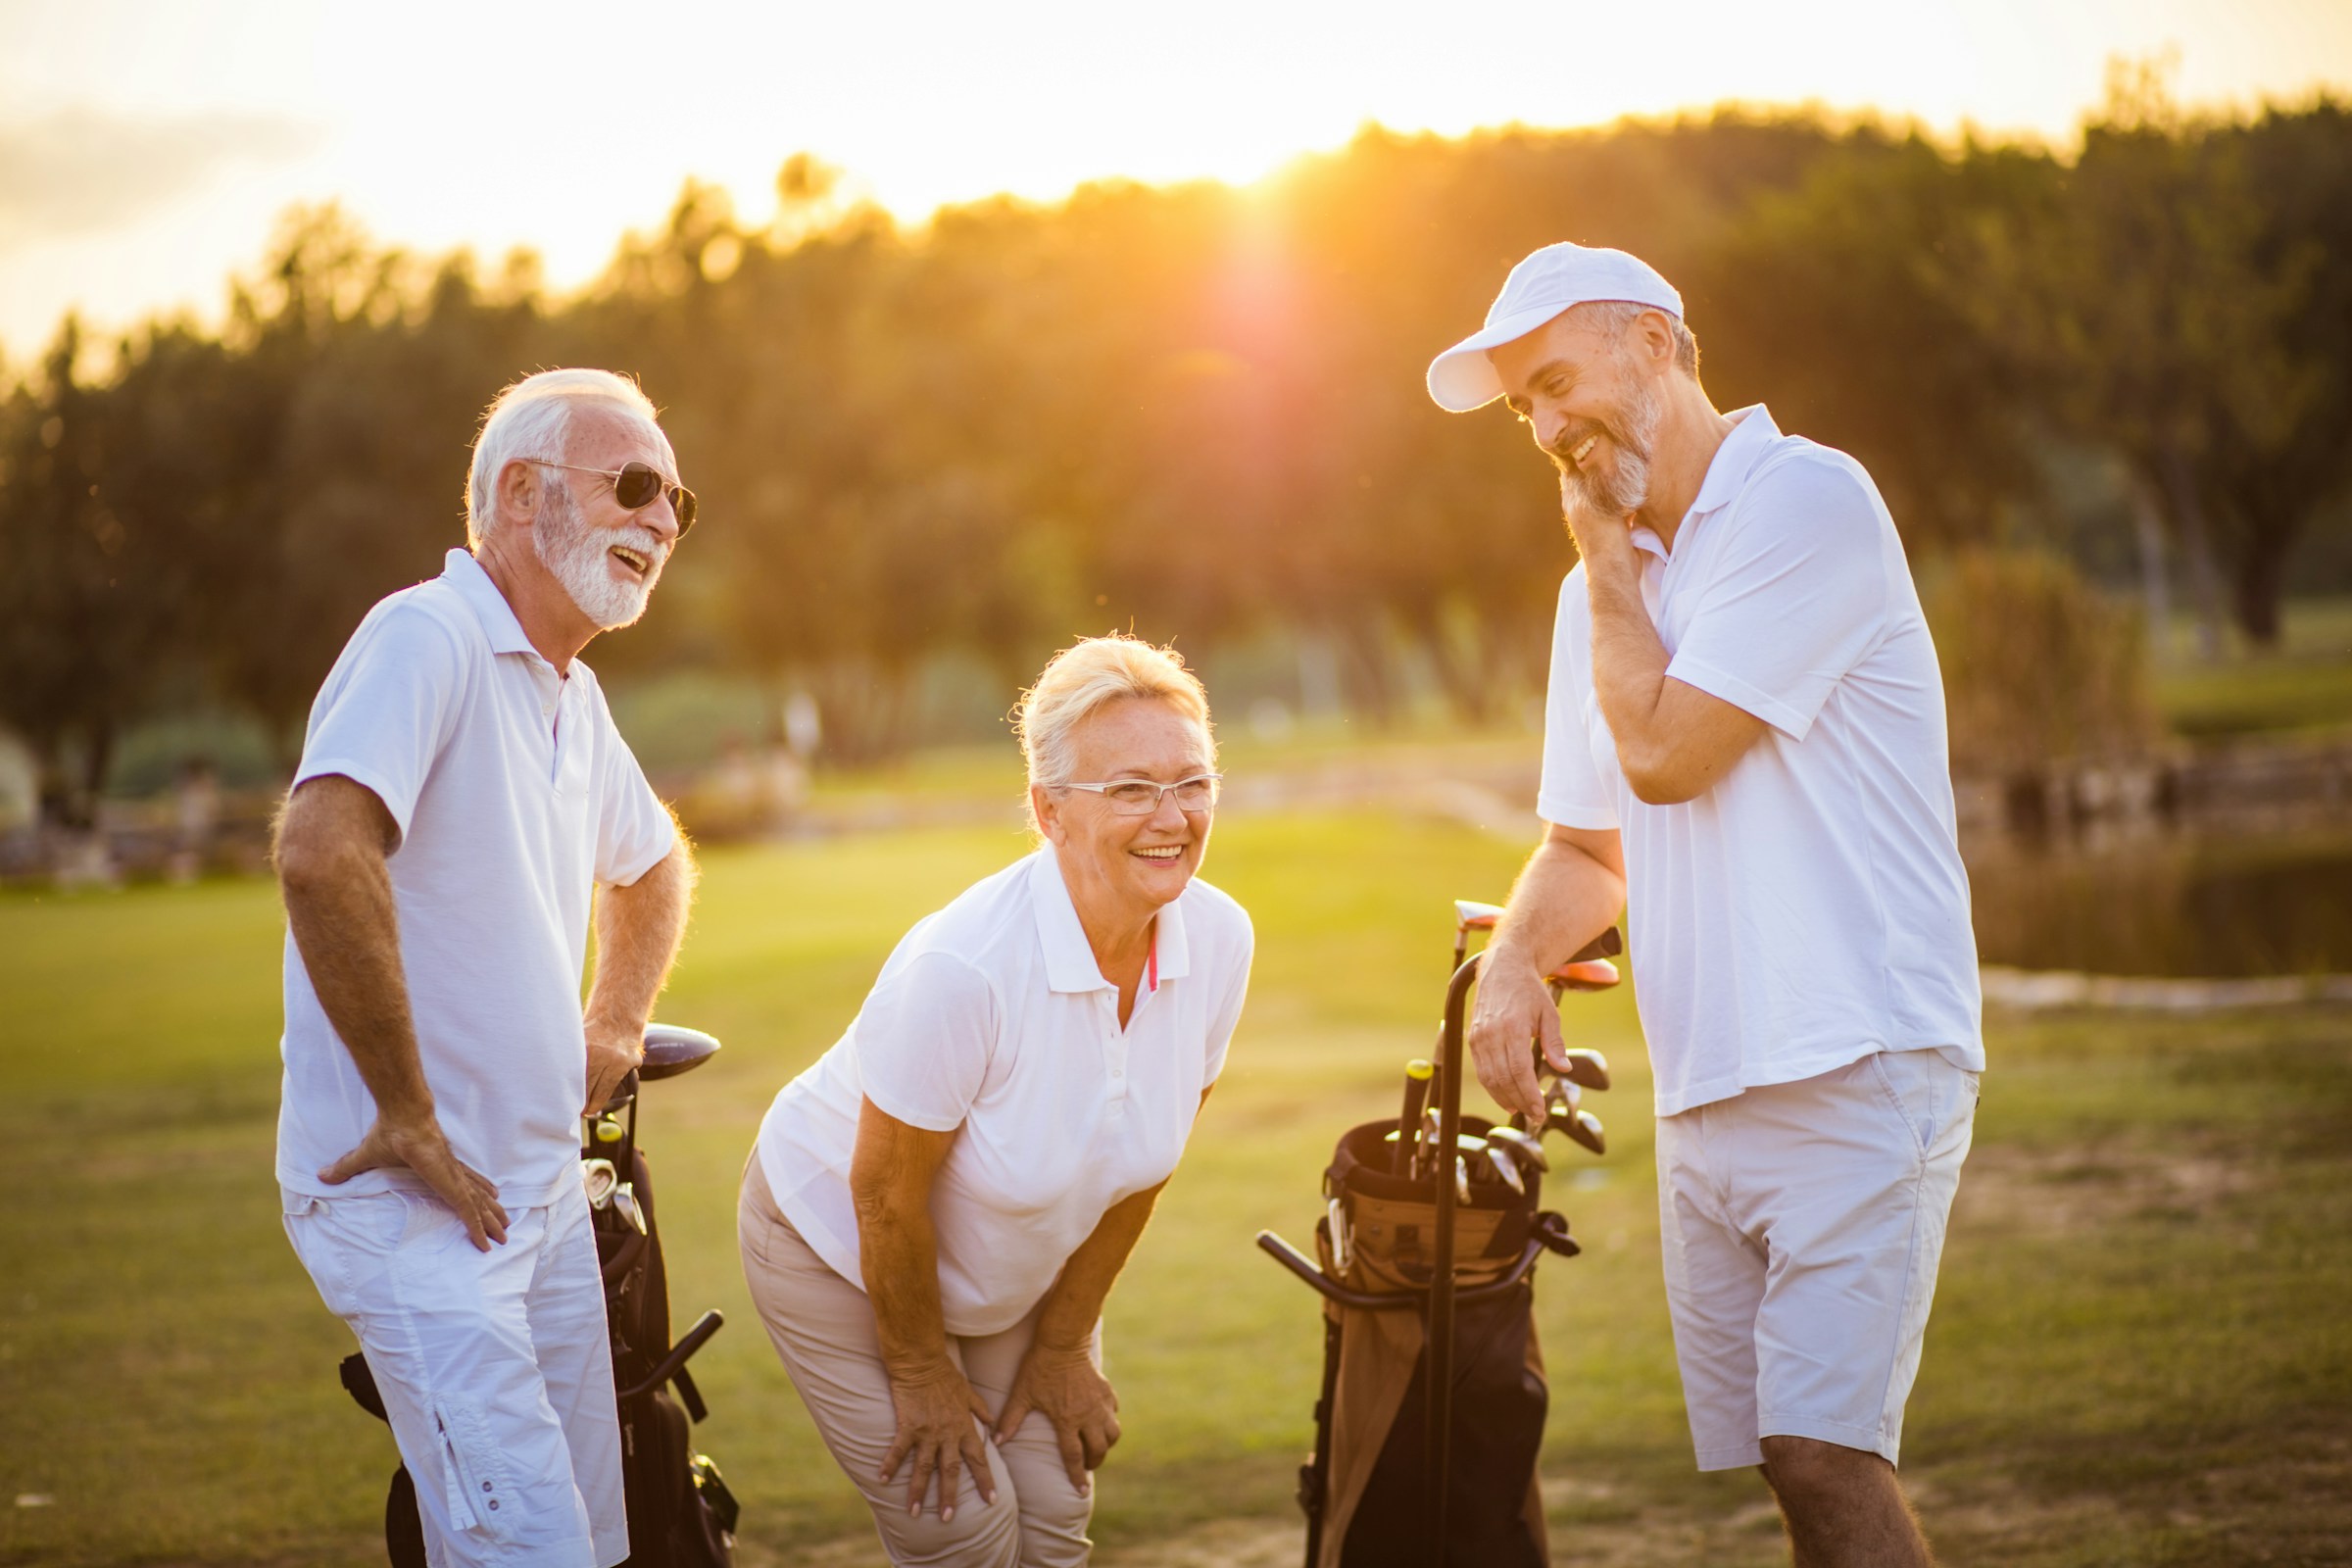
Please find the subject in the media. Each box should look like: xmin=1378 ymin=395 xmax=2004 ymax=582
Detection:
xmin=738 ymin=1161 xmax=1096 ymax=1567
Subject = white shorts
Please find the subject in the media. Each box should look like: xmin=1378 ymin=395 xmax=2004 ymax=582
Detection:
xmin=283 ymin=1179 xmax=626 ymax=1568
xmin=1655 ymin=1049 xmax=1977 ymax=1472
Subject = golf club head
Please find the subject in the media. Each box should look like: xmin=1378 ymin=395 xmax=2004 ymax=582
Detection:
xmin=1488 ymin=1125 xmax=1550 ymax=1173
xmin=612 ymin=1184 xmax=648 ymax=1236
xmin=581 ymin=1157 xmax=618 ymax=1209
xmin=1546 ymin=957 xmax=1622 ymax=993
xmin=1454 ymin=1155 xmax=1473 ymax=1205
xmin=1453 ymin=899 xmax=1505 ymax=935
xmin=1544 ymin=1080 xmax=1583 ymax=1118
xmin=1555 ymin=1049 xmax=1611 ymax=1091
xmin=1546 ymin=1107 xmax=1607 ymax=1156
xmin=1484 ymin=1145 xmax=1526 ymax=1196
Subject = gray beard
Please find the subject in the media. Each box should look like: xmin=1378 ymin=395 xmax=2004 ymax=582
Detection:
xmin=536 ymin=486 xmax=661 ymax=629
xmin=1555 ymin=363 xmax=1665 ymax=518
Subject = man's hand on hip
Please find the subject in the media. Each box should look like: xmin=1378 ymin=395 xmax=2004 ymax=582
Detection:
xmin=584 ymin=1020 xmax=645 ymax=1121
xmin=1466 ymin=958 xmax=1563 ymax=1124
xmin=318 ymin=1113 xmax=511 ymax=1250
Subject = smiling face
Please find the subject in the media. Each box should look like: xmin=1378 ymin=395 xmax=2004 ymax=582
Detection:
xmin=532 ymin=408 xmax=685 ymax=630
xmin=1491 ymin=308 xmax=1669 ymax=518
xmin=1034 ymin=696 xmax=1216 ymax=928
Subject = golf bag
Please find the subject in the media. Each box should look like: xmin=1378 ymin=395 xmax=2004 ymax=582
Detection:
xmin=338 ymin=1027 xmax=739 ymax=1568
xmin=1257 ymin=904 xmax=1619 ymax=1568
xmin=1280 ymin=1118 xmax=1576 ymax=1568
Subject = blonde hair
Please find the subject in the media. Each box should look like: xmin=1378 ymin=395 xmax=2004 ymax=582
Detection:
xmin=1013 ymin=634 xmax=1215 ymax=827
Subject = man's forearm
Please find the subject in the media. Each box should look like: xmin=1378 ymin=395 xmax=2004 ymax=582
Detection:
xmin=1492 ymin=831 xmax=1627 ymax=979
xmin=277 ymin=786 xmax=432 ymax=1123
xmin=1033 ymin=1183 xmax=1164 ymax=1352
xmin=1583 ymin=561 xmax=1674 ymax=763
xmin=584 ymin=838 xmax=698 ymax=1037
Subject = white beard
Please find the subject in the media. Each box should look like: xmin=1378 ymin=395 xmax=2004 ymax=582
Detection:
xmin=536 ymin=486 xmax=662 ymax=629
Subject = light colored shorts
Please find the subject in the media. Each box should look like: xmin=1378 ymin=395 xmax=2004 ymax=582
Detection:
xmin=283 ymin=1180 xmax=626 ymax=1568
xmin=1655 ymin=1049 xmax=1977 ymax=1472
xmin=737 ymin=1158 xmax=1096 ymax=1568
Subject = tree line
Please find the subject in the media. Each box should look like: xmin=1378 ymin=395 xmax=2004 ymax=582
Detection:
xmin=4 ymin=75 xmax=2347 ymax=828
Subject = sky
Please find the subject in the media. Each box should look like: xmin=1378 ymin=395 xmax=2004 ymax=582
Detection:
xmin=2 ymin=0 xmax=2349 ymax=358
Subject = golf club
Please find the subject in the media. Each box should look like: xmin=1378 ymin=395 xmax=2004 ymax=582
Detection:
xmin=1393 ymin=1058 xmax=1434 ymax=1176
xmin=1483 ymin=1145 xmax=1526 ymax=1196
xmin=1487 ymin=1124 xmax=1549 ymax=1173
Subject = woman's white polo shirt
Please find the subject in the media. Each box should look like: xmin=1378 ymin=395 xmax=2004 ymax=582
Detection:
xmin=756 ymin=847 xmax=1253 ymax=1337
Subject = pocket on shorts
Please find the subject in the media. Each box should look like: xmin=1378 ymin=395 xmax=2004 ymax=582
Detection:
xmin=1867 ymin=1050 xmax=1964 ymax=1158
xmin=428 ymin=1394 xmax=515 ymax=1544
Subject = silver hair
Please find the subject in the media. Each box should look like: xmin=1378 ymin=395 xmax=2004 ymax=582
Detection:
xmin=1567 ymin=300 xmax=1701 ymax=379
xmin=465 ymin=368 xmax=668 ymax=549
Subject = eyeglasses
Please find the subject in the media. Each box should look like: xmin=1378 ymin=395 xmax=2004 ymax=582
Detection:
xmin=1056 ymin=773 xmax=1223 ymax=814
xmin=530 ymin=460 xmax=698 ymax=536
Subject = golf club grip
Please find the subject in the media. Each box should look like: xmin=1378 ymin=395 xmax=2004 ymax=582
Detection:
xmin=619 ymin=1308 xmax=725 ymax=1402
xmin=1394 ymin=1064 xmax=1432 ymax=1175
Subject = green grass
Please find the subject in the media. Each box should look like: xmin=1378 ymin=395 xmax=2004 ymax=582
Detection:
xmin=2156 ymin=597 xmax=2352 ymax=741
xmin=4 ymin=816 xmax=2350 ymax=1565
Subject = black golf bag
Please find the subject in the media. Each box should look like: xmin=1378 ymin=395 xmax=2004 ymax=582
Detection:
xmin=338 ymin=1026 xmax=739 ymax=1567
xmin=1257 ymin=906 xmax=1619 ymax=1568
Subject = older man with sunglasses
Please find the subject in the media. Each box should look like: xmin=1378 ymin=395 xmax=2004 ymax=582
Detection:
xmin=275 ymin=368 xmax=700 ymax=1568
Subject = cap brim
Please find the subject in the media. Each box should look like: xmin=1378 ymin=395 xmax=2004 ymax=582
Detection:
xmin=1425 ymin=303 xmax=1573 ymax=412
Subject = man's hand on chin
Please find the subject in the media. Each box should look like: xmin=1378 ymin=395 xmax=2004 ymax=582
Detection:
xmin=1559 ymin=483 xmax=1640 ymax=582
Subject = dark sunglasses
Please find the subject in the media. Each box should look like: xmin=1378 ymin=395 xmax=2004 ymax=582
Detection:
xmin=531 ymin=460 xmax=698 ymax=536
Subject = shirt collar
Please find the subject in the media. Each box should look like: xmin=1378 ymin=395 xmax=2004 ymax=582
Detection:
xmin=441 ymin=548 xmax=538 ymax=659
xmin=1028 ymin=846 xmax=1192 ymax=993
xmin=1686 ymin=404 xmax=1781 ymax=519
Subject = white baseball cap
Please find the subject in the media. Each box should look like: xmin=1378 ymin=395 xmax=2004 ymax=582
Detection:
xmin=1425 ymin=242 xmax=1685 ymax=413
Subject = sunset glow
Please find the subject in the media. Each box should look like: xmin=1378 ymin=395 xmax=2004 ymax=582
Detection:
xmin=1 ymin=0 xmax=2347 ymax=353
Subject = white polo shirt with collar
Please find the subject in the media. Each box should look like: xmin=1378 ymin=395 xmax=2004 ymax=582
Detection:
xmin=276 ymin=548 xmax=677 ymax=1207
xmin=1539 ymin=405 xmax=1982 ymax=1117
xmin=757 ymin=846 xmax=1253 ymax=1337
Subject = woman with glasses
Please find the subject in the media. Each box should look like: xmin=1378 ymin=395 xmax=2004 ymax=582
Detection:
xmin=739 ymin=634 xmax=1252 ymax=1567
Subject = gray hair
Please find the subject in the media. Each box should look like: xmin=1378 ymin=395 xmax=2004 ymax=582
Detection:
xmin=1568 ymin=300 xmax=1701 ymax=380
xmin=1013 ymin=634 xmax=1215 ymax=832
xmin=465 ymin=368 xmax=667 ymax=548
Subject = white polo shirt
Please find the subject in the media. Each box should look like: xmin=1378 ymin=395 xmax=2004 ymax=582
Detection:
xmin=276 ymin=549 xmax=677 ymax=1207
xmin=1539 ymin=406 xmax=1982 ymax=1117
xmin=757 ymin=847 xmax=1252 ymax=1337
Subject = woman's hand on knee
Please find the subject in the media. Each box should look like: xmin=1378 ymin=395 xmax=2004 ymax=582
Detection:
xmin=994 ymin=1343 xmax=1121 ymax=1494
xmin=880 ymin=1358 xmax=997 ymax=1521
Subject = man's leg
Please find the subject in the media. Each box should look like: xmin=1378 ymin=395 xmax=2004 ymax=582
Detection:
xmin=284 ymin=1187 xmax=602 ymax=1568
xmin=1758 ymin=1437 xmax=1931 ymax=1568
xmin=525 ymin=1181 xmax=628 ymax=1568
xmin=1718 ymin=1051 xmax=1976 ymax=1568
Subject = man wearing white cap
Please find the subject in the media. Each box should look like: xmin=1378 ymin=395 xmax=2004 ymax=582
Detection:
xmin=1437 ymin=244 xmax=1981 ymax=1567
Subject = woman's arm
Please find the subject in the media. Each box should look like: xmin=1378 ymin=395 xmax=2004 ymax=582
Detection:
xmin=992 ymin=1083 xmax=1213 ymax=1490
xmin=850 ymin=1096 xmax=997 ymax=1522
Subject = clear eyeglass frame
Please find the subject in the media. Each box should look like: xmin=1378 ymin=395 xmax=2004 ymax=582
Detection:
xmin=1056 ymin=772 xmax=1224 ymax=814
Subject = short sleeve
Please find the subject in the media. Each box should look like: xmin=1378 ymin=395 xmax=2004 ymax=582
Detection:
xmin=854 ymin=950 xmax=1001 ymax=1133
xmin=590 ymin=693 xmax=676 ymax=886
xmin=293 ymin=603 xmax=466 ymax=845
xmin=1665 ymin=457 xmax=1891 ymax=742
xmin=1199 ymin=911 xmax=1254 ymax=1091
xmin=1536 ymin=568 xmax=1621 ymax=830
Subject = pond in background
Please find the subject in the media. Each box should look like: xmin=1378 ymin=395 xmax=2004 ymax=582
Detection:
xmin=1965 ymin=825 xmax=2352 ymax=977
